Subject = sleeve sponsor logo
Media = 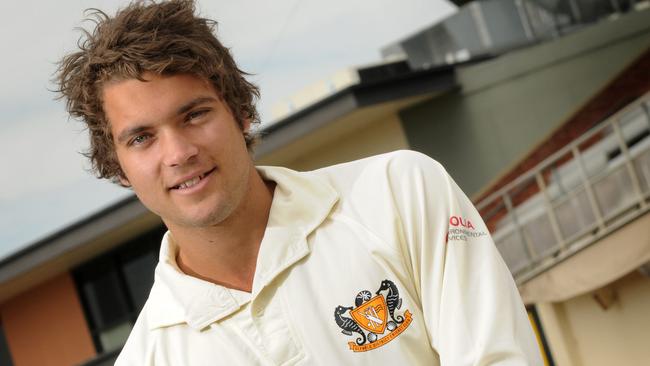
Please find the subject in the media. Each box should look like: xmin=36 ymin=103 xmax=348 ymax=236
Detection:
xmin=446 ymin=215 xmax=488 ymax=243
xmin=333 ymin=279 xmax=412 ymax=352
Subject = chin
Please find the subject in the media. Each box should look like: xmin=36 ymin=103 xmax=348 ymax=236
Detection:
xmin=176 ymin=206 xmax=231 ymax=228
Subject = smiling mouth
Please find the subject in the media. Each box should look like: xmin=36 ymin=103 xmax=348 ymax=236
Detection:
xmin=171 ymin=168 xmax=216 ymax=190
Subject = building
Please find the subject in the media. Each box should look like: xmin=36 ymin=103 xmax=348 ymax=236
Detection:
xmin=0 ymin=1 xmax=648 ymax=365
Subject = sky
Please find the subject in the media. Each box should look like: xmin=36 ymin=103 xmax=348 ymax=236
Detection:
xmin=0 ymin=0 xmax=455 ymax=259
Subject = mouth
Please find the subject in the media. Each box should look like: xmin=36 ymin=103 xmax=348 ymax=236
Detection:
xmin=170 ymin=168 xmax=216 ymax=191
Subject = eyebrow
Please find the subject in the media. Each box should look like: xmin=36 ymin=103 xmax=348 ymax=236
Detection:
xmin=115 ymin=96 xmax=218 ymax=145
xmin=116 ymin=126 xmax=150 ymax=145
xmin=176 ymin=96 xmax=217 ymax=115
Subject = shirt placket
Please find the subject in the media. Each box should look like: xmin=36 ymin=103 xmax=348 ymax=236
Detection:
xmin=242 ymin=233 xmax=310 ymax=365
xmin=245 ymin=291 xmax=302 ymax=365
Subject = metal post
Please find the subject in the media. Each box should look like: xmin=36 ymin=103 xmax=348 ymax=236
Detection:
xmin=639 ymin=101 xmax=650 ymax=193
xmin=572 ymin=146 xmax=607 ymax=231
xmin=567 ymin=0 xmax=583 ymax=23
xmin=642 ymin=101 xmax=650 ymax=129
xmin=535 ymin=172 xmax=566 ymax=250
xmin=611 ymin=118 xmax=648 ymax=209
xmin=515 ymin=0 xmax=535 ymax=41
xmin=469 ymin=2 xmax=493 ymax=50
xmin=502 ymin=193 xmax=538 ymax=264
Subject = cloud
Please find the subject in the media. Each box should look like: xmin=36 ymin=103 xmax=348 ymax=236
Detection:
xmin=205 ymin=0 xmax=456 ymax=121
xmin=0 ymin=104 xmax=89 ymax=199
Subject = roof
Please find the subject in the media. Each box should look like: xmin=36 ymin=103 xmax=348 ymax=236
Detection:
xmin=0 ymin=195 xmax=160 ymax=303
xmin=256 ymin=59 xmax=461 ymax=160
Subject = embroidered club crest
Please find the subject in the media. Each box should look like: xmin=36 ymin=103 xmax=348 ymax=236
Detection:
xmin=350 ymin=295 xmax=387 ymax=334
xmin=333 ymin=279 xmax=413 ymax=352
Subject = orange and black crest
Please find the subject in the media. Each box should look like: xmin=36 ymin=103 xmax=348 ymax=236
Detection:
xmin=333 ymin=279 xmax=413 ymax=352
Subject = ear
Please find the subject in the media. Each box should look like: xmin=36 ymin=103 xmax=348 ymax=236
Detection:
xmin=118 ymin=175 xmax=131 ymax=188
xmin=242 ymin=118 xmax=251 ymax=133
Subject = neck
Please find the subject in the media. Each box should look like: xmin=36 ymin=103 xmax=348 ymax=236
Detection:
xmin=167 ymin=167 xmax=275 ymax=293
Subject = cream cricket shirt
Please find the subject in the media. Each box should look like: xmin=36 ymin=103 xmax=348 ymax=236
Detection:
xmin=116 ymin=150 xmax=542 ymax=366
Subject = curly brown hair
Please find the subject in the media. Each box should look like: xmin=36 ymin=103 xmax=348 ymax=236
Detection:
xmin=56 ymin=0 xmax=260 ymax=184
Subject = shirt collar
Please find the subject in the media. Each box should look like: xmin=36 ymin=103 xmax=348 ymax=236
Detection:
xmin=146 ymin=166 xmax=339 ymax=330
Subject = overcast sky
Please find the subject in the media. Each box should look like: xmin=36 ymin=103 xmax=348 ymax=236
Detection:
xmin=0 ymin=0 xmax=455 ymax=259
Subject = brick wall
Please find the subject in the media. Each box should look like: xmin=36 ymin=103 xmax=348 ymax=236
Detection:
xmin=476 ymin=47 xmax=650 ymax=208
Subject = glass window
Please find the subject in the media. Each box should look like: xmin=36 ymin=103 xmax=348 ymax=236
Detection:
xmin=74 ymin=225 xmax=164 ymax=354
xmin=98 ymin=321 xmax=133 ymax=352
xmin=122 ymin=250 xmax=158 ymax=312
xmin=78 ymin=260 xmax=131 ymax=330
xmin=0 ymin=324 xmax=13 ymax=366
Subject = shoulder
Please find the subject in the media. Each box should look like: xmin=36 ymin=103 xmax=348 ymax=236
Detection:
xmin=312 ymin=150 xmax=449 ymax=190
xmin=308 ymin=151 xmax=454 ymax=238
xmin=317 ymin=149 xmax=443 ymax=173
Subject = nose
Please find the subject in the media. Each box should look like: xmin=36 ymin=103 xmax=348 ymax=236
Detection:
xmin=161 ymin=130 xmax=199 ymax=167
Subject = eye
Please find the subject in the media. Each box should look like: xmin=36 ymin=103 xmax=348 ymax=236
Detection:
xmin=186 ymin=109 xmax=209 ymax=122
xmin=129 ymin=134 xmax=151 ymax=147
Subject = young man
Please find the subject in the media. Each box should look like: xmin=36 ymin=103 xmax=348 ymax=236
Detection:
xmin=57 ymin=1 xmax=542 ymax=365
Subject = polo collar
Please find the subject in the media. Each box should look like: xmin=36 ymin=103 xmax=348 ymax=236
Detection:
xmin=251 ymin=166 xmax=339 ymax=297
xmin=146 ymin=166 xmax=339 ymax=331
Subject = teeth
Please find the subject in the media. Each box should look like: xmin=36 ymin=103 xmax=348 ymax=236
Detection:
xmin=177 ymin=175 xmax=202 ymax=189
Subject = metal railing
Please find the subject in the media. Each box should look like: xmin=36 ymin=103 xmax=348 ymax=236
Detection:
xmin=476 ymin=92 xmax=650 ymax=284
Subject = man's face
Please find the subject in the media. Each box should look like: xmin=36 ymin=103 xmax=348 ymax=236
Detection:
xmin=103 ymin=72 xmax=253 ymax=229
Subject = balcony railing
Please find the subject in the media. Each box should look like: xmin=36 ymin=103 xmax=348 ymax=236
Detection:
xmin=476 ymin=92 xmax=650 ymax=284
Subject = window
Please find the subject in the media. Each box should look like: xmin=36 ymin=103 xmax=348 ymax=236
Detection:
xmin=74 ymin=225 xmax=165 ymax=354
xmin=0 ymin=323 xmax=13 ymax=366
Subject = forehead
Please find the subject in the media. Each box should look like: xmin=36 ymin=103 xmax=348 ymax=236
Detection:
xmin=102 ymin=72 xmax=215 ymax=103
xmin=103 ymin=73 xmax=217 ymax=119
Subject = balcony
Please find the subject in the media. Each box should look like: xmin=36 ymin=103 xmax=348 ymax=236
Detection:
xmin=477 ymin=92 xmax=650 ymax=284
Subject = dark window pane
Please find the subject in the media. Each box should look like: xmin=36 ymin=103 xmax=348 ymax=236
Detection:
xmin=73 ymin=224 xmax=165 ymax=355
xmin=0 ymin=325 xmax=13 ymax=366
xmin=98 ymin=321 xmax=132 ymax=352
xmin=121 ymin=251 xmax=157 ymax=312
xmin=81 ymin=266 xmax=130 ymax=329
